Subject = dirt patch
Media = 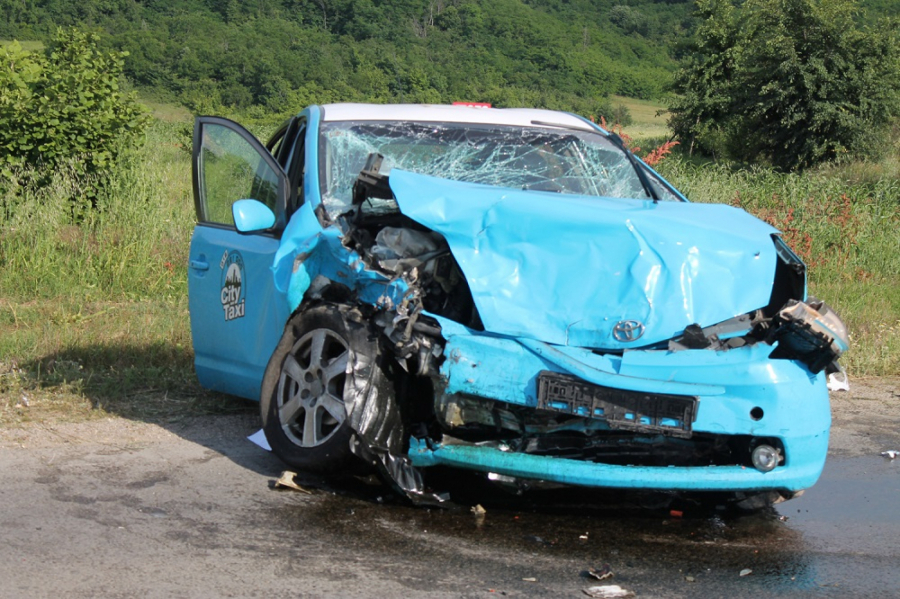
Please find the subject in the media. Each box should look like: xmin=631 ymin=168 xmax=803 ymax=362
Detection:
xmin=828 ymin=376 xmax=900 ymax=456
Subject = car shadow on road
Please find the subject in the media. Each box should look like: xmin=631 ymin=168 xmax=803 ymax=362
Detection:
xmin=15 ymin=343 xmax=405 ymax=502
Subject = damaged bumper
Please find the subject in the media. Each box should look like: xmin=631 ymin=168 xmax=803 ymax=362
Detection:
xmin=410 ymin=314 xmax=831 ymax=494
xmin=408 ymin=437 xmax=827 ymax=492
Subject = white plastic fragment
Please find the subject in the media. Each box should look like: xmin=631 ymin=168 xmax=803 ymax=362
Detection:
xmin=582 ymin=585 xmax=635 ymax=598
xmin=881 ymin=450 xmax=899 ymax=459
xmin=739 ymin=569 xmax=753 ymax=577
xmin=247 ymin=429 xmax=271 ymax=451
xmin=827 ymin=370 xmax=849 ymax=392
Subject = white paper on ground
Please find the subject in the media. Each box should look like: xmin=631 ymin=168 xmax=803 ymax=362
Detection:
xmin=247 ymin=429 xmax=271 ymax=451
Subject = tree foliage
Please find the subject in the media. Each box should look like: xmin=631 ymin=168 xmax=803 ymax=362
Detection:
xmin=0 ymin=0 xmax=692 ymax=116
xmin=669 ymin=0 xmax=900 ymax=170
xmin=0 ymin=28 xmax=149 ymax=179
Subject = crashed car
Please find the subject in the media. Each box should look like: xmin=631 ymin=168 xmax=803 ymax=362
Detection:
xmin=189 ymin=104 xmax=848 ymax=507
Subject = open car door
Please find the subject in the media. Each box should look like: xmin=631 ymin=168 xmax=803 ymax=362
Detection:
xmin=189 ymin=117 xmax=292 ymax=400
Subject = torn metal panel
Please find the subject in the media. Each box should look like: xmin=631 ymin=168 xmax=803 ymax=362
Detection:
xmin=328 ymin=305 xmax=448 ymax=505
xmin=387 ymin=169 xmax=780 ymax=350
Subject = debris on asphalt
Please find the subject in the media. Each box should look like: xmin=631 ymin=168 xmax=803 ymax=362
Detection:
xmin=579 ymin=533 xmax=589 ymax=541
xmin=582 ymin=584 xmax=635 ymax=598
xmin=669 ymin=509 xmax=683 ymax=518
xmin=247 ymin=429 xmax=271 ymax=451
xmin=272 ymin=471 xmax=312 ymax=494
xmin=523 ymin=534 xmax=555 ymax=546
xmin=739 ymin=568 xmax=753 ymax=577
xmin=522 ymin=577 xmax=537 ymax=582
xmin=471 ymin=503 xmax=486 ymax=527
xmin=827 ymin=369 xmax=850 ymax=392
xmin=588 ymin=564 xmax=614 ymax=581
xmin=684 ymin=575 xmax=696 ymax=582
xmin=881 ymin=450 xmax=898 ymax=460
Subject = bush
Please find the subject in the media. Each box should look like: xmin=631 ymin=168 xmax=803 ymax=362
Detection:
xmin=0 ymin=29 xmax=149 ymax=183
xmin=669 ymin=0 xmax=900 ymax=170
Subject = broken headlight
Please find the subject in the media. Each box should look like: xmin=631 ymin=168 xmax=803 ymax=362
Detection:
xmin=771 ymin=298 xmax=849 ymax=373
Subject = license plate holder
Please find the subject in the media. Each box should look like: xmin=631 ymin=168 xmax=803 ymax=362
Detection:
xmin=537 ymin=371 xmax=697 ymax=438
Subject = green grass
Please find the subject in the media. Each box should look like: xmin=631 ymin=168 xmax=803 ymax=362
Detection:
xmin=0 ymin=39 xmax=44 ymax=51
xmin=0 ymin=119 xmax=255 ymax=426
xmin=610 ymin=95 xmax=670 ymax=140
xmin=1 ymin=111 xmax=897 ymax=427
xmin=139 ymin=99 xmax=193 ymax=123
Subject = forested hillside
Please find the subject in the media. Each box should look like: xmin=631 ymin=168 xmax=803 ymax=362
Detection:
xmin=0 ymin=0 xmax=693 ymax=113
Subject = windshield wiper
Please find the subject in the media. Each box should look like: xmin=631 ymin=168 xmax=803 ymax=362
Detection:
xmin=606 ymin=133 xmax=660 ymax=203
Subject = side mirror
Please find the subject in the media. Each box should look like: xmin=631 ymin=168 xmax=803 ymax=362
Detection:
xmin=233 ymin=199 xmax=276 ymax=233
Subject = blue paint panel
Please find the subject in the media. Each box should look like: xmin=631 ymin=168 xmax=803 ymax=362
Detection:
xmin=388 ymin=169 xmax=779 ymax=350
xmin=188 ymin=225 xmax=291 ymax=400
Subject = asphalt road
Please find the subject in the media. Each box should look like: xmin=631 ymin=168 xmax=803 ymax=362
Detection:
xmin=1 ymin=380 xmax=898 ymax=599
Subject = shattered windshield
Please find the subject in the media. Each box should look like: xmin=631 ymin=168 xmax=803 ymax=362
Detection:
xmin=318 ymin=121 xmax=679 ymax=216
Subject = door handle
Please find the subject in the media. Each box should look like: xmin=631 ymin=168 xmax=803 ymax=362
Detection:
xmin=190 ymin=259 xmax=209 ymax=271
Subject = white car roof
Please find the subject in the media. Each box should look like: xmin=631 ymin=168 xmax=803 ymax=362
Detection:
xmin=319 ymin=103 xmax=599 ymax=132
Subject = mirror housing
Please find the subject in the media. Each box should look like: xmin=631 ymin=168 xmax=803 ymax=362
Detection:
xmin=233 ymin=199 xmax=276 ymax=233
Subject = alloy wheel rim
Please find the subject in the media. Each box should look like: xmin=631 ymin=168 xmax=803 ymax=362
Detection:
xmin=277 ymin=328 xmax=349 ymax=447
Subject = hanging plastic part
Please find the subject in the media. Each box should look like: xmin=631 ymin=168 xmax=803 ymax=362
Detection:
xmin=338 ymin=307 xmax=448 ymax=506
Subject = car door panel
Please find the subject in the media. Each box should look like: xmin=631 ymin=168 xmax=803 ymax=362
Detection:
xmin=188 ymin=226 xmax=289 ymax=400
xmin=190 ymin=117 xmax=291 ymax=400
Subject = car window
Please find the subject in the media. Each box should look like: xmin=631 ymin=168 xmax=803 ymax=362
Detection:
xmin=318 ymin=121 xmax=667 ymax=218
xmin=198 ymin=123 xmax=281 ymax=225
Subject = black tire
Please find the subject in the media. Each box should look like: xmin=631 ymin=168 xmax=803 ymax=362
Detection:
xmin=260 ymin=304 xmax=371 ymax=474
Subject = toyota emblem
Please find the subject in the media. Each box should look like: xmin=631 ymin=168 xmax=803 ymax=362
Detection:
xmin=613 ymin=320 xmax=645 ymax=342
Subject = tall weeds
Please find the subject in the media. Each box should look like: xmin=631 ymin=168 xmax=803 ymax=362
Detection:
xmin=0 ymin=121 xmax=194 ymax=303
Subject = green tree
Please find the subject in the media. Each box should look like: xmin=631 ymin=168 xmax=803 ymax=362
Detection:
xmin=0 ymin=28 xmax=149 ymax=180
xmin=669 ymin=0 xmax=900 ymax=169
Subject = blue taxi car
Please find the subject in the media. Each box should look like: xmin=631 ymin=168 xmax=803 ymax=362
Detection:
xmin=189 ymin=104 xmax=848 ymax=507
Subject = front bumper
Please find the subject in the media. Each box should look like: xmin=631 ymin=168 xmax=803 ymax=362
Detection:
xmin=409 ymin=320 xmax=831 ymax=493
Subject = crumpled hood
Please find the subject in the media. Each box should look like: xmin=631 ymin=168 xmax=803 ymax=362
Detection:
xmin=387 ymin=169 xmax=780 ymax=349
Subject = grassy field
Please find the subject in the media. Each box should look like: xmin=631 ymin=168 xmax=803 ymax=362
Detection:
xmin=610 ymin=95 xmax=670 ymax=140
xmin=0 ymin=39 xmax=44 ymax=52
xmin=1 ymin=102 xmax=898 ymax=427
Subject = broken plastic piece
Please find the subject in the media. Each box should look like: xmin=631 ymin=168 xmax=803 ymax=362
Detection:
xmin=881 ymin=450 xmax=898 ymax=460
xmin=588 ymin=564 xmax=614 ymax=581
xmin=739 ymin=568 xmax=753 ymax=577
xmin=273 ymin=471 xmax=312 ymax=494
xmin=583 ymin=585 xmax=635 ymax=598
xmin=471 ymin=503 xmax=487 ymax=527
xmin=827 ymin=368 xmax=849 ymax=392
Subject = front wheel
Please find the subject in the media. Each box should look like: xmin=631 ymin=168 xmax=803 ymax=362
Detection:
xmin=260 ymin=304 xmax=369 ymax=474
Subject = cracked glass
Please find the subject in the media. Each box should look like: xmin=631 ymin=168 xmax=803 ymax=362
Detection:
xmin=318 ymin=121 xmax=678 ymax=217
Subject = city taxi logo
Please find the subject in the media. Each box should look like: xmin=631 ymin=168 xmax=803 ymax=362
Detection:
xmin=220 ymin=250 xmax=246 ymax=321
